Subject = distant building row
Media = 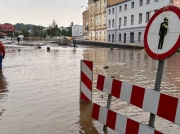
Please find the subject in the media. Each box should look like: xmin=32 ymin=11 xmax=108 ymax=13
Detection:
xmin=82 ymin=0 xmax=180 ymax=44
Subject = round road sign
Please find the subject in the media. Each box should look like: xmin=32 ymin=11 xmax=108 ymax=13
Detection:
xmin=144 ymin=6 xmax=180 ymax=60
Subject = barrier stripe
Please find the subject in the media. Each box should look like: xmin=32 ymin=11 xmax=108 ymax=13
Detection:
xmin=82 ymin=61 xmax=92 ymax=81
xmin=83 ymin=60 xmax=93 ymax=70
xmin=115 ymin=113 xmax=127 ymax=134
xmin=80 ymin=92 xmax=90 ymax=102
xmin=92 ymin=103 xmax=163 ymax=134
xmin=96 ymin=74 xmax=180 ymax=125
xmin=142 ymin=89 xmax=160 ymax=114
xmin=131 ymin=85 xmax=145 ymax=108
xmin=120 ymin=82 xmax=133 ymax=103
xmin=80 ymin=60 xmax=93 ymax=102
xmin=157 ymin=94 xmax=179 ymax=123
xmin=175 ymin=99 xmax=180 ymax=124
xmin=80 ymin=82 xmax=92 ymax=101
xmin=81 ymin=72 xmax=92 ymax=91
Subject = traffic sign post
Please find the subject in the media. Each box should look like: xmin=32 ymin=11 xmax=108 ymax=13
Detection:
xmin=144 ymin=5 xmax=180 ymax=128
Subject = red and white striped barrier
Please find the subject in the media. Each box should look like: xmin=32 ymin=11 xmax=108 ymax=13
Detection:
xmin=96 ymin=74 xmax=180 ymax=125
xmin=92 ymin=103 xmax=163 ymax=134
xmin=80 ymin=60 xmax=93 ymax=102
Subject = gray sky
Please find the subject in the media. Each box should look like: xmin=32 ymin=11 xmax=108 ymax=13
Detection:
xmin=0 ymin=0 xmax=88 ymax=27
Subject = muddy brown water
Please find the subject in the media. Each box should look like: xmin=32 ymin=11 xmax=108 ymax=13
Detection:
xmin=0 ymin=45 xmax=180 ymax=134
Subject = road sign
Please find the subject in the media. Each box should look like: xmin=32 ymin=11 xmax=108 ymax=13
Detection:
xmin=144 ymin=6 xmax=180 ymax=60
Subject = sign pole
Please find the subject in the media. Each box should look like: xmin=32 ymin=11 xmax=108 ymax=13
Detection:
xmin=103 ymin=76 xmax=114 ymax=131
xmin=103 ymin=94 xmax=112 ymax=131
xmin=149 ymin=59 xmax=165 ymax=127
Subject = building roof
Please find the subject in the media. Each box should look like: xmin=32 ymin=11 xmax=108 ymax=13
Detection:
xmin=0 ymin=23 xmax=15 ymax=32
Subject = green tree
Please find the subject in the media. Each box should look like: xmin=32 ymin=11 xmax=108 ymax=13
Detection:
xmin=21 ymin=28 xmax=29 ymax=37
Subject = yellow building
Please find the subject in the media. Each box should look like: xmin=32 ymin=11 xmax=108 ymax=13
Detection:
xmin=107 ymin=0 xmax=124 ymax=6
xmin=83 ymin=10 xmax=89 ymax=40
xmin=88 ymin=0 xmax=107 ymax=42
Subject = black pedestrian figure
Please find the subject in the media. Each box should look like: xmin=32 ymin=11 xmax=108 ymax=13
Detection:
xmin=17 ymin=36 xmax=20 ymax=44
xmin=73 ymin=38 xmax=77 ymax=50
xmin=158 ymin=17 xmax=168 ymax=50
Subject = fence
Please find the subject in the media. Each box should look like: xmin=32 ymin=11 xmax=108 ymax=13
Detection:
xmin=92 ymin=74 xmax=180 ymax=133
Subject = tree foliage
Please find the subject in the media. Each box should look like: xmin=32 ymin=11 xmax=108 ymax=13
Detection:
xmin=14 ymin=20 xmax=73 ymax=37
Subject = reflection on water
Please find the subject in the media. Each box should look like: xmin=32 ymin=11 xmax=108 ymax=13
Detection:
xmin=78 ymin=103 xmax=100 ymax=134
xmin=0 ymin=70 xmax=8 ymax=93
xmin=0 ymin=70 xmax=8 ymax=116
xmin=0 ymin=45 xmax=179 ymax=134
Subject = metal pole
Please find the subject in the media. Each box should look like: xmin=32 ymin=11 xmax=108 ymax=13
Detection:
xmin=149 ymin=59 xmax=165 ymax=128
xmin=103 ymin=76 xmax=114 ymax=131
xmin=103 ymin=94 xmax=112 ymax=131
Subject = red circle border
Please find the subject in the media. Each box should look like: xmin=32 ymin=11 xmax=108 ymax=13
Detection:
xmin=144 ymin=6 xmax=180 ymax=60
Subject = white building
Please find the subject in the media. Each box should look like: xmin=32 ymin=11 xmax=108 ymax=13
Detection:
xmin=107 ymin=0 xmax=171 ymax=44
xmin=72 ymin=25 xmax=83 ymax=38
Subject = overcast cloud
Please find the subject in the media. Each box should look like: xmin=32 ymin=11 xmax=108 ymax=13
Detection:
xmin=0 ymin=0 xmax=88 ymax=27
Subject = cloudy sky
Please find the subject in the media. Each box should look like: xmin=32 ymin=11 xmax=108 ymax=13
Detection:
xmin=0 ymin=0 xmax=88 ymax=27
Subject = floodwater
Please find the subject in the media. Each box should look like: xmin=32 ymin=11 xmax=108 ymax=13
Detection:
xmin=0 ymin=44 xmax=180 ymax=134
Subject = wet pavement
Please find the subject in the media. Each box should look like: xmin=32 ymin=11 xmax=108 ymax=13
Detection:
xmin=0 ymin=43 xmax=180 ymax=134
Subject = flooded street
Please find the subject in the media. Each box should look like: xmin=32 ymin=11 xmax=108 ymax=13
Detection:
xmin=0 ymin=44 xmax=180 ymax=134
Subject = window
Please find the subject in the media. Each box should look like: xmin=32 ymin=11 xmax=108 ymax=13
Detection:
xmin=109 ymin=20 xmax=111 ymax=28
xmin=112 ymin=8 xmax=114 ymax=14
xmin=119 ymin=18 xmax=121 ymax=28
xmin=99 ymin=15 xmax=102 ymax=25
xmin=139 ymin=0 xmax=143 ymax=6
xmin=119 ymin=34 xmax=121 ymax=41
xmin=155 ymin=0 xmax=158 ymax=2
xmin=96 ymin=32 xmax=98 ymax=40
xmin=131 ymin=15 xmax=134 ymax=25
xmin=112 ymin=19 xmax=114 ymax=27
xmin=100 ymin=2 xmax=102 ymax=10
xmin=131 ymin=2 xmax=134 ymax=8
xmin=96 ymin=16 xmax=98 ymax=26
xmin=91 ymin=19 xmax=92 ymax=26
xmin=146 ymin=12 xmax=150 ymax=22
xmin=139 ymin=13 xmax=142 ymax=24
xmin=124 ymin=17 xmax=127 ymax=26
xmin=109 ymin=34 xmax=111 ymax=41
xmin=112 ymin=34 xmax=114 ymax=42
xmin=154 ymin=9 xmax=158 ymax=13
xmin=96 ymin=3 xmax=98 ymax=11
xmin=147 ymin=0 xmax=150 ymax=4
xmin=119 ymin=6 xmax=122 ymax=12
xmin=104 ymin=14 xmax=106 ymax=24
xmin=124 ymin=4 xmax=127 ymax=10
xmin=109 ymin=9 xmax=111 ymax=14
xmin=138 ymin=32 xmax=141 ymax=42
xmin=104 ymin=31 xmax=106 ymax=41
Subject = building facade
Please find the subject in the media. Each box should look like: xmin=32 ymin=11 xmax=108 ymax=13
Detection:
xmin=107 ymin=0 xmax=172 ymax=44
xmin=172 ymin=0 xmax=180 ymax=7
xmin=83 ymin=10 xmax=89 ymax=40
xmin=88 ymin=0 xmax=107 ymax=42
xmin=72 ymin=25 xmax=83 ymax=38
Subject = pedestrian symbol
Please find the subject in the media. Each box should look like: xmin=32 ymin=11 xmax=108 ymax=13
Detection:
xmin=158 ymin=17 xmax=169 ymax=50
